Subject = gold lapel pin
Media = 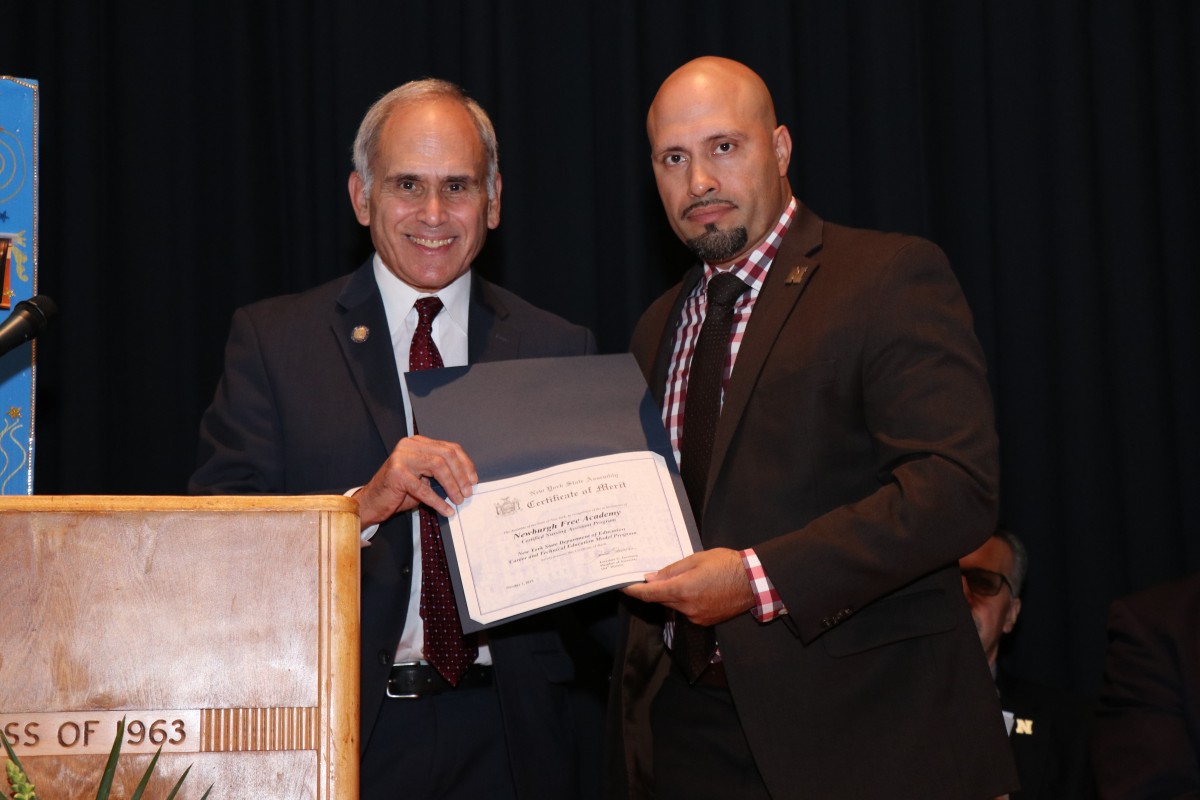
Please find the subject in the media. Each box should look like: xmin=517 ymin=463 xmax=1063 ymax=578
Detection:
xmin=350 ymin=325 xmax=370 ymax=343
xmin=785 ymin=265 xmax=809 ymax=285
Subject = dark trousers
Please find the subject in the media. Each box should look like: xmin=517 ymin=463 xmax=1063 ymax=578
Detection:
xmin=360 ymin=683 xmax=517 ymax=800
xmin=650 ymin=668 xmax=772 ymax=800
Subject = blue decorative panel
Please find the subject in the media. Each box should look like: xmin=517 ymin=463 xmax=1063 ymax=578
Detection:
xmin=0 ymin=76 xmax=40 ymax=494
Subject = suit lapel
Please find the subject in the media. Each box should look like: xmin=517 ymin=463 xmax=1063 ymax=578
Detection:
xmin=330 ymin=268 xmax=514 ymax=456
xmin=332 ymin=261 xmax=409 ymax=451
xmin=467 ymin=276 xmax=522 ymax=363
xmin=704 ymin=204 xmax=824 ymax=510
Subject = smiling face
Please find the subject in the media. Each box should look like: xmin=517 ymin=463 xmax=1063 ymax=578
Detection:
xmin=348 ymin=96 xmax=501 ymax=292
xmin=647 ymin=57 xmax=792 ymax=268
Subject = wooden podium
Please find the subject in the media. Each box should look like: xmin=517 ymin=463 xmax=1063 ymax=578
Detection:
xmin=0 ymin=496 xmax=360 ymax=799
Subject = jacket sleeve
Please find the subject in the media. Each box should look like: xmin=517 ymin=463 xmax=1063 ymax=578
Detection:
xmin=189 ymin=306 xmax=287 ymax=495
xmin=751 ymin=238 xmax=999 ymax=642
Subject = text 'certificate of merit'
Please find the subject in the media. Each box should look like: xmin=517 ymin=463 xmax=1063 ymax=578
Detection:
xmin=447 ymin=450 xmax=693 ymax=629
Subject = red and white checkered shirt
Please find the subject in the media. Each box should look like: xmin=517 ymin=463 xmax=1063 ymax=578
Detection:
xmin=665 ymin=197 xmax=797 ymax=623
xmin=740 ymin=548 xmax=785 ymax=622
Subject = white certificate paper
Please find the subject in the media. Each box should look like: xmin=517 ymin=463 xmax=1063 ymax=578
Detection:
xmin=446 ymin=450 xmax=694 ymax=630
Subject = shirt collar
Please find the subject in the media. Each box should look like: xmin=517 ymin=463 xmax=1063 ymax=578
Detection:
xmin=703 ymin=196 xmax=798 ymax=292
xmin=372 ymin=254 xmax=472 ymax=334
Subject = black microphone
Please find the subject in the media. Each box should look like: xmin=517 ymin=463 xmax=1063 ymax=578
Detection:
xmin=0 ymin=295 xmax=57 ymax=356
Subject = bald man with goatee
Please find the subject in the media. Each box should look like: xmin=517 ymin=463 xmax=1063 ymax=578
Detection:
xmin=608 ymin=57 xmax=1017 ymax=799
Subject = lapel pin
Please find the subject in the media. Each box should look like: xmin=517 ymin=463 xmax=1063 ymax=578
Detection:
xmin=1015 ymin=718 xmax=1034 ymax=735
xmin=350 ymin=325 xmax=370 ymax=343
xmin=785 ymin=265 xmax=809 ymax=285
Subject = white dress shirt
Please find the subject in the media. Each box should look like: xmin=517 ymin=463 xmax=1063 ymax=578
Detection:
xmin=368 ymin=255 xmax=490 ymax=665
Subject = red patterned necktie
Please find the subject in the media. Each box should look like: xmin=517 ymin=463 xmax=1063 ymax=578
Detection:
xmin=409 ymin=296 xmax=478 ymax=685
xmin=674 ymin=272 xmax=749 ymax=682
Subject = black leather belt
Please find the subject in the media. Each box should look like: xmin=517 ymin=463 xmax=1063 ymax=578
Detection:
xmin=386 ymin=661 xmax=493 ymax=699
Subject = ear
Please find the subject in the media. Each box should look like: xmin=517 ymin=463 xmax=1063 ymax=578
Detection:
xmin=1002 ymin=596 xmax=1022 ymax=634
xmin=773 ymin=125 xmax=792 ymax=176
xmin=348 ymin=172 xmax=371 ymax=226
xmin=487 ymin=172 xmax=503 ymax=230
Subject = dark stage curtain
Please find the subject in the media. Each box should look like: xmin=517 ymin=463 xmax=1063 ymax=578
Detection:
xmin=3 ymin=1 xmax=1197 ymax=696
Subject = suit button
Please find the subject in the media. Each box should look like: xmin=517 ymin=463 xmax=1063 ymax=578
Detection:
xmin=401 ymin=565 xmax=412 ymax=577
xmin=377 ymin=651 xmax=391 ymax=666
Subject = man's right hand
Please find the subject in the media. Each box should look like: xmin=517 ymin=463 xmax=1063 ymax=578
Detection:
xmin=353 ymin=435 xmax=478 ymax=528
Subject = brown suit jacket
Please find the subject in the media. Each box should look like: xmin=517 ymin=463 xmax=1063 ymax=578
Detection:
xmin=607 ymin=202 xmax=1018 ymax=798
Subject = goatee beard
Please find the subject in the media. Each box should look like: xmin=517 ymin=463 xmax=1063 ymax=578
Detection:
xmin=686 ymin=224 xmax=749 ymax=264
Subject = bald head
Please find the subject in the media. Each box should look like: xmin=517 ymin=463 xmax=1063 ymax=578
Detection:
xmin=646 ymin=57 xmax=792 ymax=267
xmin=648 ymin=57 xmax=779 ymax=143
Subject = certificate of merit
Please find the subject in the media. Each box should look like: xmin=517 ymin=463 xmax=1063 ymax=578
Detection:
xmin=446 ymin=450 xmax=694 ymax=628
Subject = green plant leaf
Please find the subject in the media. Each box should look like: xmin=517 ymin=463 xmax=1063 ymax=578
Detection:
xmin=129 ymin=745 xmax=163 ymax=800
xmin=1 ymin=727 xmax=29 ymax=778
xmin=94 ymin=717 xmax=125 ymax=800
xmin=198 ymin=784 xmax=213 ymax=800
xmin=162 ymin=764 xmax=192 ymax=800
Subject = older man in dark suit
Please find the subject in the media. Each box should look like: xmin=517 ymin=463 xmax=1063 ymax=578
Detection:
xmin=608 ymin=56 xmax=1016 ymax=799
xmin=191 ymin=79 xmax=602 ymax=800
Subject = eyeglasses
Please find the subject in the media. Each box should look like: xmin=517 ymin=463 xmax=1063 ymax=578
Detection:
xmin=961 ymin=568 xmax=1016 ymax=598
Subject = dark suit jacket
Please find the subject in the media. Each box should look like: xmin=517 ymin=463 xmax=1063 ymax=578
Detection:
xmin=998 ymin=670 xmax=1096 ymax=799
xmin=607 ymin=203 xmax=1017 ymax=799
xmin=1094 ymin=572 xmax=1200 ymax=799
xmin=190 ymin=260 xmax=604 ymax=799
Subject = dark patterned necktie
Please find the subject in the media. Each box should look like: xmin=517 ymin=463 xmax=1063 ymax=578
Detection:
xmin=673 ymin=272 xmax=749 ymax=682
xmin=410 ymin=296 xmax=478 ymax=685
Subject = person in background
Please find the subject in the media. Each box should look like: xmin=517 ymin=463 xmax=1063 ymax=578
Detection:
xmin=190 ymin=78 xmax=606 ymax=800
xmin=1094 ymin=570 xmax=1200 ymax=798
xmin=960 ymin=530 xmax=1095 ymax=799
xmin=607 ymin=56 xmax=1015 ymax=799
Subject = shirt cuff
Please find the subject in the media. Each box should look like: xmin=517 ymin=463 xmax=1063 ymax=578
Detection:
xmin=740 ymin=548 xmax=787 ymax=621
xmin=347 ymin=486 xmax=379 ymax=543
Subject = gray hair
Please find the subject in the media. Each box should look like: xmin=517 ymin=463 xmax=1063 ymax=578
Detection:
xmin=994 ymin=529 xmax=1028 ymax=597
xmin=351 ymin=78 xmax=499 ymax=200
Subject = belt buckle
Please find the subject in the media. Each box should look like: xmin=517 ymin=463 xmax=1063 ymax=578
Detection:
xmin=385 ymin=660 xmax=424 ymax=699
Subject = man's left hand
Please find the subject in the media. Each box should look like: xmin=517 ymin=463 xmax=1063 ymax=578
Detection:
xmin=622 ymin=547 xmax=754 ymax=626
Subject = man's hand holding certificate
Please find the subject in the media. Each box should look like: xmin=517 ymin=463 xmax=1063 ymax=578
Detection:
xmin=405 ymin=354 xmax=698 ymax=632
